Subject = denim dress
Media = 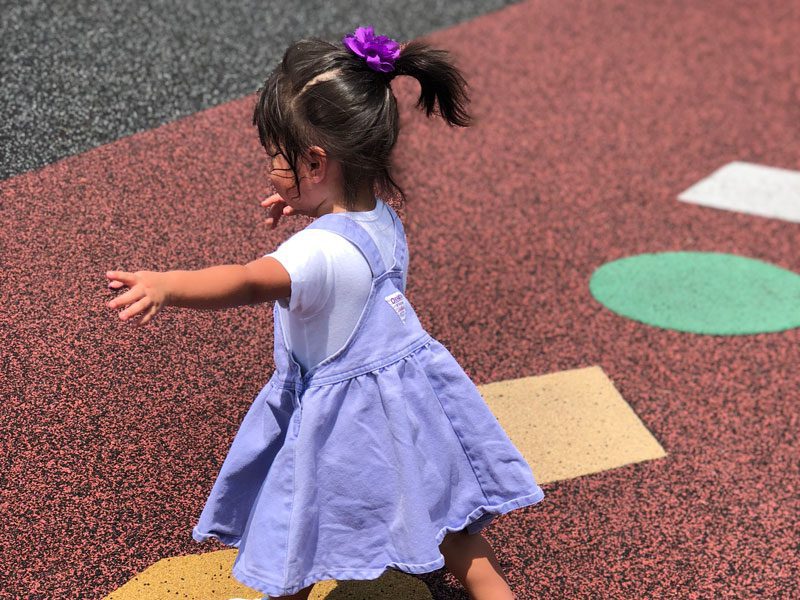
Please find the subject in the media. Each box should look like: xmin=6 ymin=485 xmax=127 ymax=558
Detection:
xmin=192 ymin=202 xmax=545 ymax=597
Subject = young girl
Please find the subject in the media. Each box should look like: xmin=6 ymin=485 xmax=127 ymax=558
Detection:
xmin=105 ymin=27 xmax=544 ymax=600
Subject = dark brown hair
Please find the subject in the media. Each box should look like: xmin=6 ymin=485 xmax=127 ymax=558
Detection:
xmin=252 ymin=36 xmax=471 ymax=209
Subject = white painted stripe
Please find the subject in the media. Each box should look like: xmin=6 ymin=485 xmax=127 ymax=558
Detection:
xmin=678 ymin=161 xmax=800 ymax=223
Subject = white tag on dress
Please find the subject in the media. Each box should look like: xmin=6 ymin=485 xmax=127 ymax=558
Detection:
xmin=384 ymin=291 xmax=407 ymax=324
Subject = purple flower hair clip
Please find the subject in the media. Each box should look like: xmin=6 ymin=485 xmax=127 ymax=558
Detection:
xmin=342 ymin=26 xmax=401 ymax=73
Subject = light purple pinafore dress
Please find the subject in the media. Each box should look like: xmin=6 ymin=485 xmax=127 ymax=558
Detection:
xmin=192 ymin=202 xmax=545 ymax=597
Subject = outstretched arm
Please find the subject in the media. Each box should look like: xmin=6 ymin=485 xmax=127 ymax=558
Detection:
xmin=105 ymin=257 xmax=292 ymax=326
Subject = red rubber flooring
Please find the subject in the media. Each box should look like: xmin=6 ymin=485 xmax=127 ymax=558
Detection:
xmin=2 ymin=1 xmax=798 ymax=598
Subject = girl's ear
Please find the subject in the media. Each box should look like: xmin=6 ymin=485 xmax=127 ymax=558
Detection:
xmin=305 ymin=146 xmax=328 ymax=183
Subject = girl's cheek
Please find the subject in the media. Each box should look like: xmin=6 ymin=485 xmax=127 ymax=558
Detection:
xmin=269 ymin=174 xmax=285 ymax=192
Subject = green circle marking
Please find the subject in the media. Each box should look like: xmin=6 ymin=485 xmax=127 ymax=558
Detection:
xmin=589 ymin=252 xmax=800 ymax=334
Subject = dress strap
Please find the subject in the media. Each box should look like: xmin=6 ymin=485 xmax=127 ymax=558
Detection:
xmin=305 ymin=212 xmax=387 ymax=278
xmin=385 ymin=201 xmax=408 ymax=276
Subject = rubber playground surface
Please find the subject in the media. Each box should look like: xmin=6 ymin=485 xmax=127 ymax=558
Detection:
xmin=1 ymin=1 xmax=798 ymax=598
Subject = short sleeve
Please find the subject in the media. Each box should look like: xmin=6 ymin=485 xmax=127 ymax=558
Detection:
xmin=264 ymin=230 xmax=334 ymax=318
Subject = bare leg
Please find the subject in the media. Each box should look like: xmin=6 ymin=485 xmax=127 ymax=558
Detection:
xmin=267 ymin=585 xmax=313 ymax=600
xmin=439 ymin=529 xmax=516 ymax=600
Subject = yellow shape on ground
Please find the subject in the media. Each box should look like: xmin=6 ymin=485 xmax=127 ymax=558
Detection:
xmin=481 ymin=365 xmax=666 ymax=484
xmin=106 ymin=364 xmax=664 ymax=598
xmin=103 ymin=549 xmax=432 ymax=599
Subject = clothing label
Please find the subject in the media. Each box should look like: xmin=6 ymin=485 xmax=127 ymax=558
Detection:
xmin=384 ymin=291 xmax=407 ymax=324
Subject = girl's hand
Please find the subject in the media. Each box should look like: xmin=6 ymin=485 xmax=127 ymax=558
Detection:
xmin=105 ymin=270 xmax=168 ymax=326
xmin=261 ymin=193 xmax=297 ymax=229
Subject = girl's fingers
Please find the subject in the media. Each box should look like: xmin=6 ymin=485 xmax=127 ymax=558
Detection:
xmin=135 ymin=303 xmax=160 ymax=327
xmin=106 ymin=270 xmax=136 ymax=285
xmin=260 ymin=193 xmax=283 ymax=207
xmin=107 ymin=287 xmax=144 ymax=310
xmin=108 ymin=280 xmax=125 ymax=289
xmin=260 ymin=196 xmax=299 ymax=228
xmin=268 ymin=206 xmax=285 ymax=229
xmin=260 ymin=192 xmax=280 ymax=205
xmin=118 ymin=296 xmax=150 ymax=321
xmin=261 ymin=194 xmax=287 ymax=229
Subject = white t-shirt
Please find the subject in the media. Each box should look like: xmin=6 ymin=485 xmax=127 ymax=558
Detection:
xmin=264 ymin=198 xmax=406 ymax=374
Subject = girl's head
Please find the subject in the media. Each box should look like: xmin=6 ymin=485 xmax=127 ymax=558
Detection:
xmin=253 ymin=28 xmax=471 ymax=213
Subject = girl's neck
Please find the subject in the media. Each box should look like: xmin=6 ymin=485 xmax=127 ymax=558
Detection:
xmin=328 ymin=182 xmax=377 ymax=214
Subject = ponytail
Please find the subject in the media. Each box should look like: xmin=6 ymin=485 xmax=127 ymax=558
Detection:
xmin=393 ymin=40 xmax=471 ymax=127
xmin=253 ymin=34 xmax=471 ymax=209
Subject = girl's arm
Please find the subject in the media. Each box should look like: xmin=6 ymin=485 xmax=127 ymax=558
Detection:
xmin=166 ymin=258 xmax=292 ymax=308
xmin=105 ymin=257 xmax=291 ymax=326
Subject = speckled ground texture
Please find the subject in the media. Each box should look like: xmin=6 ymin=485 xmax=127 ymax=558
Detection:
xmin=0 ymin=0 xmax=518 ymax=181
xmin=1 ymin=0 xmax=799 ymax=598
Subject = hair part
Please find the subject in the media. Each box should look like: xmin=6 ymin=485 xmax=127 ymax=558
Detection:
xmin=252 ymin=36 xmax=471 ymax=209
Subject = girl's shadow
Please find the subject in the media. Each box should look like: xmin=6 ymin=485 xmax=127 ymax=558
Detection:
xmin=317 ymin=568 xmax=468 ymax=599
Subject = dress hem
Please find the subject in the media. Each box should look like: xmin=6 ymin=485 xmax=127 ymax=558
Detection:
xmin=191 ymin=487 xmax=545 ymax=596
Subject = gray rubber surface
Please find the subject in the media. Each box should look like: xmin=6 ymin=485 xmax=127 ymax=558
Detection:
xmin=1 ymin=0 xmax=519 ymax=181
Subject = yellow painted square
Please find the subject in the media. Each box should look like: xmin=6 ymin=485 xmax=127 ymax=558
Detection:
xmin=479 ymin=365 xmax=666 ymax=484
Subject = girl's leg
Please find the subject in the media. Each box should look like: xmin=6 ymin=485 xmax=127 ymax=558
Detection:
xmin=439 ymin=529 xmax=516 ymax=600
xmin=267 ymin=585 xmax=314 ymax=600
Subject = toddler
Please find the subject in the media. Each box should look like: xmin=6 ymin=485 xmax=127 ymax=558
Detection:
xmin=105 ymin=26 xmax=544 ymax=600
